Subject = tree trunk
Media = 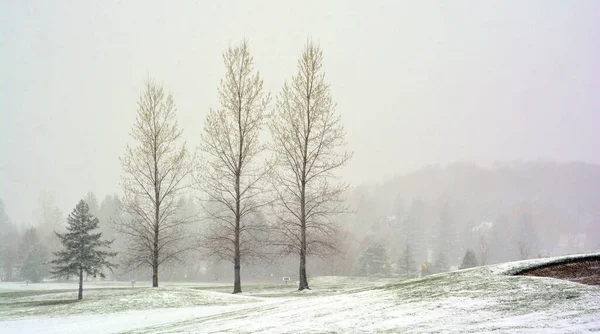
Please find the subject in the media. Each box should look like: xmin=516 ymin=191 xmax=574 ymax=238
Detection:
xmin=233 ymin=245 xmax=241 ymax=293
xmin=152 ymin=216 xmax=159 ymax=287
xmin=152 ymin=127 xmax=161 ymax=289
xmin=152 ymin=218 xmax=159 ymax=287
xmin=298 ymin=145 xmax=310 ymax=290
xmin=232 ymin=81 xmax=243 ymax=295
xmin=299 ymin=231 xmax=309 ymax=290
xmin=233 ymin=175 xmax=242 ymax=294
xmin=78 ymin=267 xmax=83 ymax=300
xmin=298 ymin=87 xmax=311 ymax=291
xmin=298 ymin=182 xmax=309 ymax=290
xmin=152 ymin=243 xmax=159 ymax=288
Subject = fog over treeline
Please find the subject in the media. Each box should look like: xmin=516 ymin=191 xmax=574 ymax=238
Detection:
xmin=1 ymin=1 xmax=599 ymax=286
xmin=1 ymin=161 xmax=599 ymax=283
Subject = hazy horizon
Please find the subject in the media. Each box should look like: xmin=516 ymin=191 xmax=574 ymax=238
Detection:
xmin=1 ymin=0 xmax=599 ymax=224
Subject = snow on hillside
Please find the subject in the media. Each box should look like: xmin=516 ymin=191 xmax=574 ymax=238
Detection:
xmin=1 ymin=254 xmax=599 ymax=333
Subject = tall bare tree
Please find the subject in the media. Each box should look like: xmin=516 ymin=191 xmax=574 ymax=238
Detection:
xmin=36 ymin=191 xmax=64 ymax=253
xmin=478 ymin=234 xmax=489 ymax=265
xmin=516 ymin=240 xmax=531 ymax=260
xmin=118 ymin=79 xmax=192 ymax=287
xmin=197 ymin=41 xmax=271 ymax=294
xmin=270 ymin=42 xmax=352 ymax=290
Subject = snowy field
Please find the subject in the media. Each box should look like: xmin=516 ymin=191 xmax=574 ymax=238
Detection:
xmin=1 ymin=254 xmax=600 ymax=333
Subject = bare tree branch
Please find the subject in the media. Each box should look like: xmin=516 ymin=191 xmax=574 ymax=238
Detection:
xmin=196 ymin=41 xmax=271 ymax=293
xmin=117 ymin=78 xmax=193 ymax=287
xmin=269 ymin=41 xmax=352 ymax=290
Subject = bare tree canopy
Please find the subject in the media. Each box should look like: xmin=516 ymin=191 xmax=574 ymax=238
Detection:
xmin=270 ymin=41 xmax=352 ymax=290
xmin=197 ymin=41 xmax=271 ymax=294
xmin=118 ymin=79 xmax=192 ymax=287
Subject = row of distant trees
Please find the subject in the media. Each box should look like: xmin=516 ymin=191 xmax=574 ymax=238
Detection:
xmin=0 ymin=193 xmax=119 ymax=300
xmin=358 ymin=243 xmax=482 ymax=278
xmin=0 ymin=189 xmax=536 ymax=289
xmin=0 ymin=194 xmax=62 ymax=282
xmin=1 ymin=225 xmax=49 ymax=283
xmin=115 ymin=40 xmax=351 ymax=293
xmin=347 ymin=195 xmax=547 ymax=273
xmin=1 ymin=40 xmax=351 ymax=294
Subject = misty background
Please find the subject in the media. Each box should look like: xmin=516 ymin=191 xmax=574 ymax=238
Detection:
xmin=1 ymin=0 xmax=599 ymax=223
xmin=0 ymin=1 xmax=599 ymax=281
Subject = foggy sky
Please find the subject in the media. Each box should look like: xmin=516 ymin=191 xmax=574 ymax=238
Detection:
xmin=1 ymin=0 xmax=599 ymax=224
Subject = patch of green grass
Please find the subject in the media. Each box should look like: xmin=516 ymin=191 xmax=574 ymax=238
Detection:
xmin=0 ymin=286 xmax=259 ymax=319
xmin=9 ymin=299 xmax=81 ymax=307
xmin=191 ymin=283 xmax=293 ymax=294
xmin=493 ymin=281 xmax=584 ymax=315
xmin=3 ymin=267 xmax=598 ymax=332
xmin=371 ymin=266 xmax=599 ymax=320
xmin=190 ymin=279 xmax=391 ymax=298
xmin=0 ymin=289 xmax=73 ymax=299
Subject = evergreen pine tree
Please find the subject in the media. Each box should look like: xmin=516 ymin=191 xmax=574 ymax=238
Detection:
xmin=19 ymin=228 xmax=48 ymax=283
xmin=436 ymin=202 xmax=460 ymax=263
xmin=397 ymin=244 xmax=418 ymax=279
xmin=84 ymin=192 xmax=99 ymax=216
xmin=404 ymin=200 xmax=426 ymax=266
xmin=51 ymin=200 xmax=117 ymax=299
xmin=459 ymin=249 xmax=479 ymax=270
xmin=432 ymin=251 xmax=450 ymax=274
xmin=1 ymin=198 xmax=20 ymax=281
xmin=21 ymin=244 xmax=48 ymax=283
xmin=358 ymin=244 xmax=388 ymax=277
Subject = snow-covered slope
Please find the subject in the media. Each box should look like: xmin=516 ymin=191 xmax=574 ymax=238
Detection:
xmin=1 ymin=254 xmax=599 ymax=333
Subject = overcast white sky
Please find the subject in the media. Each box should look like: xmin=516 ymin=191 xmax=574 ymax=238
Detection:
xmin=1 ymin=0 xmax=599 ymax=224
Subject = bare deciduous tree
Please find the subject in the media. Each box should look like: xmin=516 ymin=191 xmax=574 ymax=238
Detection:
xmin=270 ymin=42 xmax=352 ymax=290
xmin=478 ymin=234 xmax=489 ymax=265
xmin=36 ymin=191 xmax=64 ymax=252
xmin=197 ymin=41 xmax=271 ymax=294
xmin=517 ymin=240 xmax=531 ymax=260
xmin=118 ymin=79 xmax=192 ymax=288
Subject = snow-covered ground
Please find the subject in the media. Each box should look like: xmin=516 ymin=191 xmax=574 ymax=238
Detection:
xmin=1 ymin=254 xmax=599 ymax=333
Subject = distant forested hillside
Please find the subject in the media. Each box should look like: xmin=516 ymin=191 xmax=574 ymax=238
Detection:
xmin=339 ymin=161 xmax=600 ymax=272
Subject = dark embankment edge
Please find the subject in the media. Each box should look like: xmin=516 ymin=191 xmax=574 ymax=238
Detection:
xmin=509 ymin=253 xmax=600 ymax=276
